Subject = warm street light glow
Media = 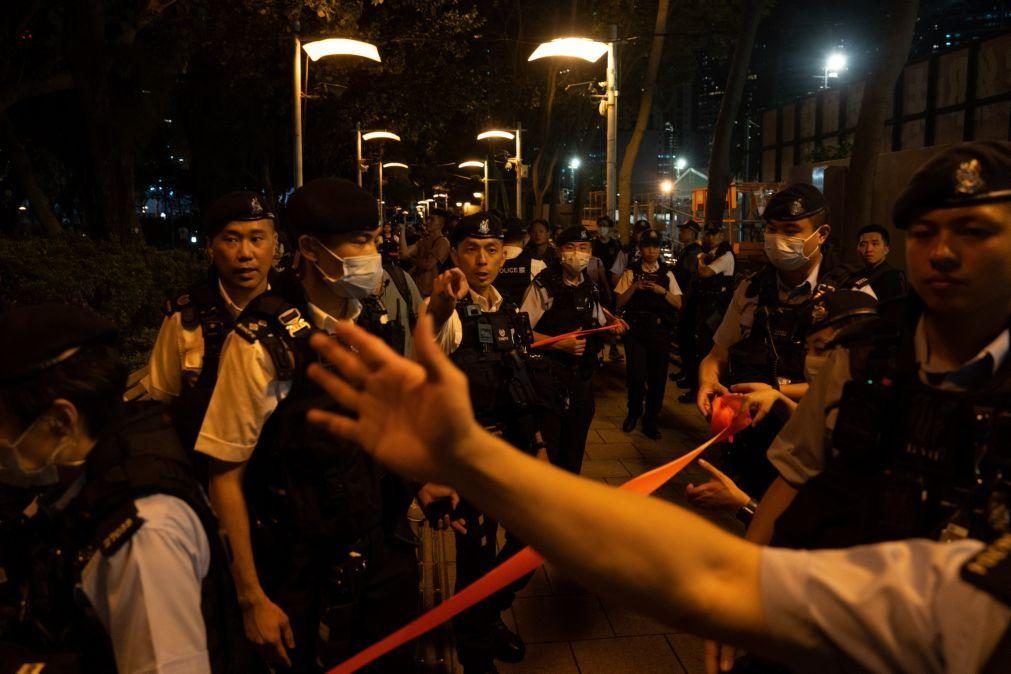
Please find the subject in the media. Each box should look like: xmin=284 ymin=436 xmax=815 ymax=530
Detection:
xmin=383 ymin=162 xmax=409 ymax=169
xmin=459 ymin=160 xmax=485 ymax=169
xmin=362 ymin=131 xmax=400 ymax=142
xmin=675 ymin=157 xmax=688 ymax=171
xmin=303 ymin=38 xmax=381 ymax=63
xmin=569 ymin=157 xmax=581 ymax=170
xmin=434 ymin=193 xmax=448 ymax=198
xmin=477 ymin=130 xmax=515 ymax=141
xmin=660 ymin=179 xmax=673 ymax=194
xmin=473 ymin=192 xmax=484 ymax=199
xmin=455 ymin=202 xmax=464 ymax=207
xmin=826 ymin=52 xmax=847 ymax=73
xmin=528 ymin=37 xmax=609 ymax=63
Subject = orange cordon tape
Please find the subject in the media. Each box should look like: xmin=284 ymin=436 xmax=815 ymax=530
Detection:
xmin=529 ymin=323 xmax=625 ymax=350
xmin=327 ymin=398 xmax=751 ymax=674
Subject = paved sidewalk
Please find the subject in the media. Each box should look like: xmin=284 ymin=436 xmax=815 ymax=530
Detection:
xmin=438 ymin=354 xmax=743 ymax=673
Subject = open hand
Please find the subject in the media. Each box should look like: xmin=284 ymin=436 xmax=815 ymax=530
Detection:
xmin=696 ymin=381 xmax=729 ymax=418
xmin=686 ymin=459 xmax=750 ymax=511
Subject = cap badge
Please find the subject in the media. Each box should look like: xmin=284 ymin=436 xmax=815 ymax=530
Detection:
xmin=478 ymin=219 xmax=490 ymax=235
xmin=250 ymin=197 xmax=263 ymax=216
xmin=811 ymin=302 xmax=828 ymax=325
xmin=954 ymin=159 xmax=985 ymax=196
xmin=789 ymin=200 xmax=804 ymax=216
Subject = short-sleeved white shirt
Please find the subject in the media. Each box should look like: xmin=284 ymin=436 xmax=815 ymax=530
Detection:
xmin=613 ymin=261 xmax=683 ymax=297
xmin=432 ymin=287 xmax=505 ymax=354
xmin=704 ymin=250 xmax=735 ymax=277
xmin=520 ymin=274 xmax=606 ymax=332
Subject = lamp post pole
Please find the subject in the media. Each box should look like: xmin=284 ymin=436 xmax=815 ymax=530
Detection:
xmin=515 ymin=125 xmax=523 ymax=219
xmin=484 ymin=161 xmax=490 ymax=211
xmin=356 ymin=124 xmax=363 ymax=187
xmin=293 ymin=32 xmax=304 ymax=188
xmin=605 ymin=25 xmax=618 ymax=221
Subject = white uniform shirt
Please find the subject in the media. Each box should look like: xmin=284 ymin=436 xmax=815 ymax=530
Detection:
xmin=613 ymin=261 xmax=683 ymax=297
xmin=704 ymin=250 xmax=735 ymax=277
xmin=432 ymin=287 xmax=505 ymax=354
xmin=761 ymin=539 xmax=1010 ymax=672
xmin=520 ymin=274 xmax=607 ymax=332
xmin=504 ymin=245 xmax=546 ymax=280
xmin=610 ymin=249 xmax=630 ymax=277
xmin=80 ymin=493 xmax=212 ymax=674
xmin=195 ymin=301 xmax=360 ymax=463
xmin=142 ymin=281 xmax=248 ymax=402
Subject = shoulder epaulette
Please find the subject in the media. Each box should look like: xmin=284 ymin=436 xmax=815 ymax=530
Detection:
xmin=96 ymin=501 xmax=145 ymax=558
xmin=962 ymin=533 xmax=1011 ymax=607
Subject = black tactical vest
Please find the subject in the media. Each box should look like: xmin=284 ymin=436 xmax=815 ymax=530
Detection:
xmin=0 ymin=402 xmax=248 ymax=673
xmin=531 ymin=266 xmax=603 ymax=373
xmin=233 ymin=285 xmax=405 ymax=588
xmin=163 ymin=274 xmax=233 ymax=452
xmin=773 ymin=310 xmax=1011 ymax=550
xmin=496 ymin=250 xmax=534 ymax=307
xmin=449 ymin=299 xmax=543 ymax=432
xmin=673 ymin=241 xmax=702 ymax=295
xmin=622 ymin=260 xmax=677 ymax=334
xmin=592 ymin=237 xmax=622 ymax=273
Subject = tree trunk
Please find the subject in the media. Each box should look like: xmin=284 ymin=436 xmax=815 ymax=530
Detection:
xmin=0 ymin=114 xmax=63 ymax=236
xmin=704 ymin=0 xmax=768 ymax=228
xmin=617 ymin=0 xmax=670 ymax=239
xmin=844 ymin=0 xmax=920 ymax=254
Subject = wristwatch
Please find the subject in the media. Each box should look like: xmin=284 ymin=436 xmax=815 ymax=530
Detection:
xmin=736 ymin=498 xmax=759 ymax=526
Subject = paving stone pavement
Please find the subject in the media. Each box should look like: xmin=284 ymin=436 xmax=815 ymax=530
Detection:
xmin=427 ymin=349 xmax=743 ymax=674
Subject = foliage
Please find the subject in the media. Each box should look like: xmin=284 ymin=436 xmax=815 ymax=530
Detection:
xmin=0 ymin=234 xmax=206 ymax=369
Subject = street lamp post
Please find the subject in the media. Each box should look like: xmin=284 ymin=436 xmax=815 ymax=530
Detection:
xmin=293 ymin=34 xmax=381 ymax=188
xmin=358 ymin=130 xmax=401 ymax=221
xmin=529 ymin=30 xmax=618 ymax=221
xmin=822 ymin=52 xmax=847 ymax=89
xmin=459 ymin=161 xmax=488 ymax=211
xmin=477 ymin=128 xmax=524 ymax=218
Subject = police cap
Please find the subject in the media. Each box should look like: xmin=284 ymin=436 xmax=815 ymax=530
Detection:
xmin=678 ymin=219 xmax=701 ymax=233
xmin=451 ymin=212 xmax=503 ymax=246
xmin=0 ymin=304 xmax=117 ymax=385
xmin=892 ymin=141 xmax=1011 ymax=229
xmin=763 ymin=183 xmax=826 ymax=222
xmin=286 ymin=178 xmax=378 ymax=236
xmin=632 ymin=220 xmax=653 ymax=235
xmin=203 ymin=191 xmax=275 ymax=238
xmin=807 ymin=290 xmax=877 ymax=335
xmin=639 ymin=230 xmax=662 ymax=247
xmin=555 ymin=225 xmax=592 ymax=246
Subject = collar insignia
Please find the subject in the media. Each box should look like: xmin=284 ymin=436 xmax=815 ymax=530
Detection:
xmin=954 ymin=159 xmax=985 ymax=196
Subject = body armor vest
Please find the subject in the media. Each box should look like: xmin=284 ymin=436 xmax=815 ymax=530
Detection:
xmin=673 ymin=241 xmax=702 ymax=295
xmin=592 ymin=238 xmax=622 ymax=273
xmin=622 ymin=260 xmax=676 ymax=334
xmin=773 ymin=309 xmax=1011 ymax=550
xmin=164 ymin=274 xmax=233 ymax=451
xmin=496 ymin=251 xmax=533 ymax=307
xmin=0 ymin=402 xmax=247 ymax=673
xmin=531 ymin=266 xmax=602 ymax=374
xmin=233 ymin=284 xmax=404 ymax=589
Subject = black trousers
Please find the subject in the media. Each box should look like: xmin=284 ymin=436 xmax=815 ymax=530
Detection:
xmin=541 ymin=372 xmax=595 ymax=474
xmin=625 ymin=329 xmax=671 ymax=424
xmin=677 ymin=302 xmax=699 ymax=389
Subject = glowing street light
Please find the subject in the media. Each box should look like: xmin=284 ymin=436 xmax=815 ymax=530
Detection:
xmin=473 ymin=192 xmax=484 ymax=200
xmin=477 ymin=130 xmax=515 ymax=141
xmin=659 ymin=179 xmax=673 ymax=195
xmin=356 ymin=128 xmax=400 ymax=222
xmin=569 ymin=157 xmax=581 ymax=170
xmin=459 ymin=160 xmax=490 ymax=211
xmin=822 ymin=52 xmax=847 ymax=89
xmin=458 ymin=160 xmax=485 ymax=169
xmin=292 ymin=35 xmax=381 ymax=187
xmin=675 ymin=157 xmax=688 ymax=171
xmin=382 ymin=162 xmax=409 ymax=170
xmin=530 ymin=30 xmax=618 ymax=221
xmin=478 ymin=128 xmax=524 ymax=218
xmin=362 ymin=131 xmax=401 ymax=142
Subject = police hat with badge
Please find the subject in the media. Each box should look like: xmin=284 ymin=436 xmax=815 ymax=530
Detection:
xmin=677 ymin=219 xmax=701 ymax=234
xmin=638 ymin=229 xmax=663 ymax=248
xmin=555 ymin=225 xmax=593 ymax=246
xmin=450 ymin=212 xmax=503 ymax=246
xmin=285 ymin=177 xmax=379 ymax=237
xmin=763 ymin=183 xmax=827 ymax=223
xmin=893 ymin=141 xmax=1011 ymax=228
xmin=203 ymin=191 xmax=275 ymax=239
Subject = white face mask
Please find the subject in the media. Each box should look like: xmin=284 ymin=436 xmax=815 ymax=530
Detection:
xmin=0 ymin=414 xmax=81 ymax=487
xmin=313 ymin=238 xmax=384 ymax=300
xmin=803 ymin=354 xmax=829 ymax=382
xmin=764 ymin=228 xmax=823 ymax=271
xmin=599 ymin=227 xmax=611 ymax=239
xmin=561 ymin=251 xmax=591 ymax=274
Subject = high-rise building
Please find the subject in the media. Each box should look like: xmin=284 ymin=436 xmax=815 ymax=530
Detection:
xmin=912 ymin=0 xmax=1011 ymax=57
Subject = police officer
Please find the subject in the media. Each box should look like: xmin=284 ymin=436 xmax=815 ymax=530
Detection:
xmin=593 ymin=217 xmax=625 ymax=363
xmin=496 ymin=217 xmax=545 ymax=306
xmin=673 ymin=220 xmax=703 ymax=388
xmin=748 ymin=142 xmax=1011 ymax=561
xmin=608 ymin=220 xmax=653 ymax=285
xmin=427 ymin=212 xmax=544 ymax=672
xmin=696 ymin=183 xmax=867 ymax=499
xmin=196 ymin=178 xmax=421 ymax=671
xmin=852 ymin=223 xmax=907 ymax=302
xmin=144 ymin=191 xmax=277 ymax=451
xmin=0 ymin=304 xmax=247 ymax=673
xmin=521 ymin=225 xmax=625 ymax=474
xmin=615 ymin=229 xmax=683 ymax=439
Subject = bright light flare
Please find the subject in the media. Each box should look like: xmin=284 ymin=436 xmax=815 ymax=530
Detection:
xmin=362 ymin=131 xmax=401 ymax=142
xmin=675 ymin=158 xmax=688 ymax=170
xmin=473 ymin=192 xmax=484 ymax=199
xmin=826 ymin=52 xmax=847 ymax=73
xmin=383 ymin=162 xmax=409 ymax=169
xmin=303 ymin=38 xmax=381 ymax=63
xmin=660 ymin=179 xmax=674 ymax=194
xmin=528 ymin=38 xmax=609 ymax=64
xmin=569 ymin=157 xmax=581 ymax=170
xmin=459 ymin=161 xmax=485 ymax=169
xmin=477 ymin=130 xmax=516 ymax=141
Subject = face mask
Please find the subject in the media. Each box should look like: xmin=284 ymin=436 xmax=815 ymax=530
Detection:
xmin=313 ymin=238 xmax=384 ymax=300
xmin=0 ymin=415 xmax=80 ymax=487
xmin=803 ymin=354 xmax=829 ymax=382
xmin=599 ymin=227 xmax=611 ymax=239
xmin=764 ymin=228 xmax=823 ymax=271
xmin=561 ymin=251 xmax=591 ymax=274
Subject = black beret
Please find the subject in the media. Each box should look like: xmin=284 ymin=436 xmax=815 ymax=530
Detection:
xmin=678 ymin=219 xmax=701 ymax=233
xmin=203 ymin=191 xmax=275 ymax=238
xmin=639 ymin=230 xmax=662 ymax=247
xmin=555 ymin=225 xmax=592 ymax=246
xmin=763 ymin=183 xmax=826 ymax=222
xmin=807 ymin=290 xmax=877 ymax=335
xmin=0 ymin=304 xmax=117 ymax=385
xmin=892 ymin=141 xmax=1011 ymax=229
xmin=632 ymin=220 xmax=653 ymax=234
xmin=451 ymin=212 xmax=503 ymax=245
xmin=286 ymin=178 xmax=378 ymax=236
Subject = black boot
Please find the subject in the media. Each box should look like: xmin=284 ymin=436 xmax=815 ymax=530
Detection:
xmin=622 ymin=415 xmax=638 ymax=432
xmin=641 ymin=421 xmax=661 ymax=440
xmin=492 ymin=617 xmax=525 ymax=663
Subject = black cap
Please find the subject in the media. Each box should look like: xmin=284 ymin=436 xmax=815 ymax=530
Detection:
xmin=451 ymin=212 xmax=503 ymax=245
xmin=892 ymin=141 xmax=1011 ymax=229
xmin=204 ymin=191 xmax=275 ymax=238
xmin=0 ymin=304 xmax=118 ymax=385
xmin=678 ymin=219 xmax=701 ymax=233
xmin=632 ymin=220 xmax=652 ymax=235
xmin=639 ymin=230 xmax=662 ymax=247
xmin=703 ymin=225 xmax=726 ymax=236
xmin=502 ymin=217 xmax=526 ymax=239
xmin=555 ymin=225 xmax=592 ymax=246
xmin=763 ymin=183 xmax=826 ymax=222
xmin=286 ymin=178 xmax=377 ymax=236
xmin=807 ymin=290 xmax=877 ymax=335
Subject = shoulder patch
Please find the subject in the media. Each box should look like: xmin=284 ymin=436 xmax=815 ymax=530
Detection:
xmin=234 ymin=316 xmax=272 ymax=344
xmin=97 ymin=501 xmax=145 ymax=558
xmin=962 ymin=533 xmax=1011 ymax=607
xmin=162 ymin=292 xmax=191 ymax=317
